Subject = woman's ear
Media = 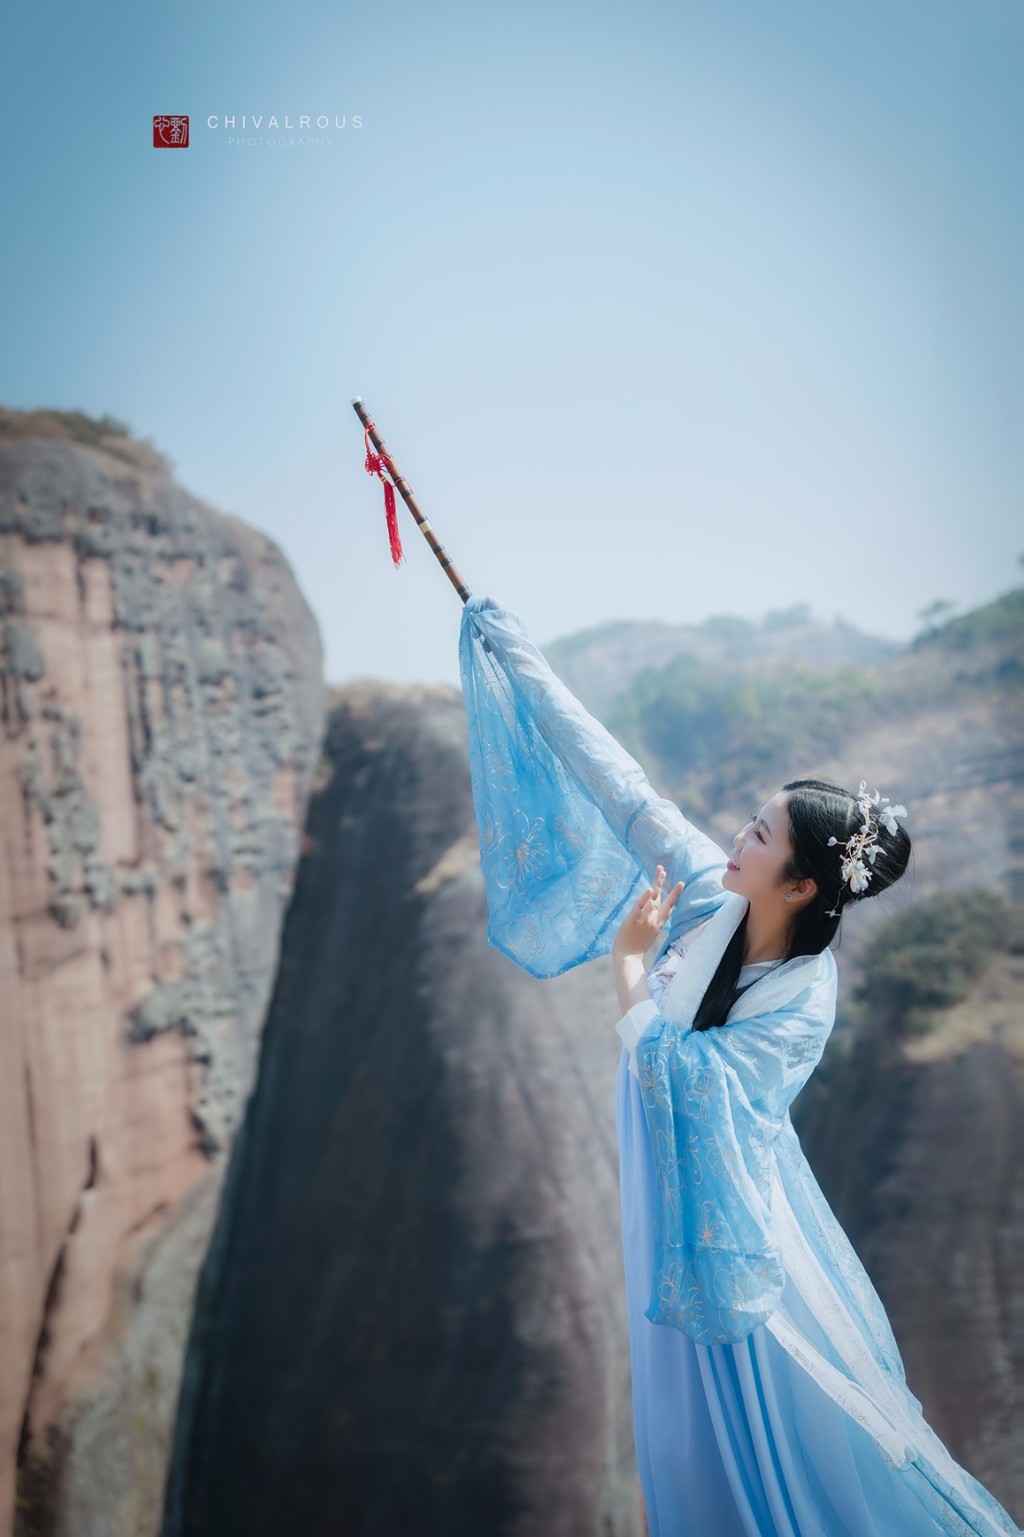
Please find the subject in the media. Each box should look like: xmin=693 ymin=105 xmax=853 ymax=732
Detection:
xmin=788 ymin=876 xmax=818 ymax=908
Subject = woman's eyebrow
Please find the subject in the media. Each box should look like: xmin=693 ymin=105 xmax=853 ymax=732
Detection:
xmin=756 ymin=815 xmax=772 ymax=837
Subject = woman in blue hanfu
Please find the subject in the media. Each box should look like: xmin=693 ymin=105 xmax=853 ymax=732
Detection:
xmin=458 ymin=594 xmax=1022 ymax=1537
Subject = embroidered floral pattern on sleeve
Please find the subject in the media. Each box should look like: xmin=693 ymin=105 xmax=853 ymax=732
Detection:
xmin=459 ymin=596 xmax=731 ymax=977
xmin=635 ymin=1000 xmax=830 ymax=1345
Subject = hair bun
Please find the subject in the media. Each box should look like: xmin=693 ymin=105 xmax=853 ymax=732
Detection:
xmin=825 ymin=783 xmax=910 ymax=914
xmin=782 ymin=779 xmax=912 ymax=949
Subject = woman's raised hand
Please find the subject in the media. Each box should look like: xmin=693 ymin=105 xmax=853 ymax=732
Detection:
xmin=612 ymin=864 xmax=685 ymax=958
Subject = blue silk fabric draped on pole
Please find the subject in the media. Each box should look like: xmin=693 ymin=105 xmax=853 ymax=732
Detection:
xmin=458 ymin=595 xmax=1021 ymax=1537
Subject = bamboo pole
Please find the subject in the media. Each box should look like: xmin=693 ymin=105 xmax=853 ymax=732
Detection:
xmin=351 ymin=397 xmax=472 ymax=603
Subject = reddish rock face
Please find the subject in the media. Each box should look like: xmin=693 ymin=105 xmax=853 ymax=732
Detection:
xmin=0 ymin=413 xmax=325 ymax=1537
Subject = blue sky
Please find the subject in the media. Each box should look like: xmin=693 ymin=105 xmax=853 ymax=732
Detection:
xmin=2 ymin=0 xmax=1021 ymax=687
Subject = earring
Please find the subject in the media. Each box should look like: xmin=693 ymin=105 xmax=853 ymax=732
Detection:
xmin=785 ymin=892 xmax=794 ymax=901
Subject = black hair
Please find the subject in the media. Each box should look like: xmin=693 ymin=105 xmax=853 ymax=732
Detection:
xmin=691 ymin=778 xmax=912 ymax=1032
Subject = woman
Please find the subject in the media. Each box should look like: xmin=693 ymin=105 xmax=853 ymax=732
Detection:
xmin=459 ymin=594 xmax=1021 ymax=1537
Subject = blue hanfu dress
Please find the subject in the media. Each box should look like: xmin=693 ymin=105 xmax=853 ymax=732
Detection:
xmin=458 ymin=595 xmax=1022 ymax=1537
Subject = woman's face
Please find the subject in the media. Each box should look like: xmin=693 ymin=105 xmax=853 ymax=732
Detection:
xmin=721 ymin=791 xmax=796 ymax=906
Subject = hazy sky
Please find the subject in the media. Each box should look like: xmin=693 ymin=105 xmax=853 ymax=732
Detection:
xmin=3 ymin=0 xmax=1021 ymax=687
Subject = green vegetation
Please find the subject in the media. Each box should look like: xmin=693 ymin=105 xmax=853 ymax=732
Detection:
xmin=0 ymin=407 xmax=132 ymax=446
xmin=853 ymin=889 xmax=1023 ymax=1036
xmin=47 ymin=410 xmax=132 ymax=444
xmin=599 ymin=587 xmax=1024 ymax=819
xmin=798 ymin=890 xmax=1022 ymax=1137
xmin=608 ymin=654 xmax=884 ymax=807
xmin=910 ymin=586 xmax=1024 ymax=687
xmin=698 ymin=615 xmax=755 ymax=648
xmin=762 ymin=602 xmax=812 ymax=629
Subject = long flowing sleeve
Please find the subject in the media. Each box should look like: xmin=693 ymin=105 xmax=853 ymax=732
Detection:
xmin=630 ymin=951 xmax=837 ymax=1344
xmin=459 ymin=595 xmax=730 ymax=977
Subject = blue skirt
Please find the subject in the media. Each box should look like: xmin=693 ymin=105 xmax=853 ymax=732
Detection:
xmin=617 ymin=1050 xmax=1021 ymax=1537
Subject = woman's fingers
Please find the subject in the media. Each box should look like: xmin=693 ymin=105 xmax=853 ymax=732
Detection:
xmin=635 ymin=869 xmax=684 ymax=931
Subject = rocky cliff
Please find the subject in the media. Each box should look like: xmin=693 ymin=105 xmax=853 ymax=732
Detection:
xmin=796 ymin=920 xmax=1024 ymax=1519
xmin=0 ymin=411 xmax=325 ymax=1537
xmin=160 ymin=680 xmax=641 ymax=1537
xmin=3 ymin=409 xmax=1020 ymax=1534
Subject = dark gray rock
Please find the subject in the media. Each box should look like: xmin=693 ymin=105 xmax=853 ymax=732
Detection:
xmin=796 ymin=981 xmax=1024 ymax=1521
xmin=163 ymin=681 xmax=643 ymax=1537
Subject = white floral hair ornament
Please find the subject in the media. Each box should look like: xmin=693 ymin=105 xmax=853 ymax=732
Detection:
xmin=825 ymin=782 xmax=908 ymax=917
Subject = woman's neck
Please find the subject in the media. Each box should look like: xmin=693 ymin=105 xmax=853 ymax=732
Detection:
xmin=742 ymin=905 xmax=791 ymax=965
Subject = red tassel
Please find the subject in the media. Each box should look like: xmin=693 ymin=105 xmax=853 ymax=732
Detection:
xmin=383 ymin=480 xmax=403 ymax=566
xmin=363 ymin=424 xmax=404 ymax=568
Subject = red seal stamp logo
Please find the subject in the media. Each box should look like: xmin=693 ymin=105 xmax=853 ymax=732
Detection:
xmin=153 ymin=115 xmax=189 ymax=148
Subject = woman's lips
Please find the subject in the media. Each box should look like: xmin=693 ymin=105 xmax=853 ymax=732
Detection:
xmin=727 ymin=859 xmax=739 ymax=870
